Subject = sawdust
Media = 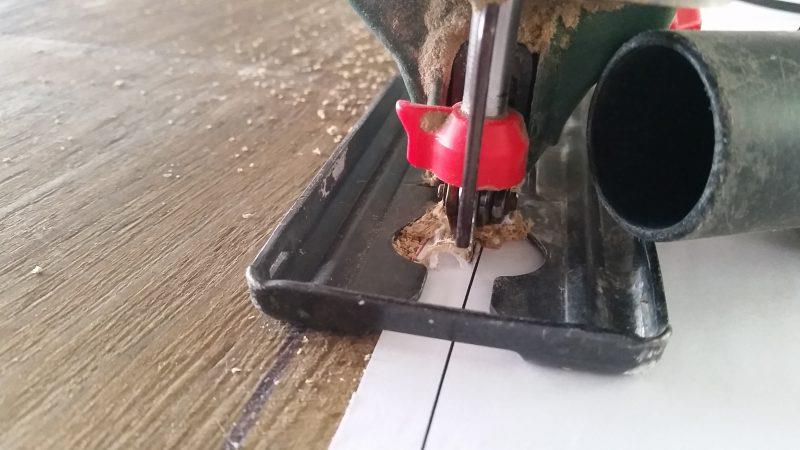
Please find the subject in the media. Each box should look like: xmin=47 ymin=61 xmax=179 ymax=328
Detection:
xmin=420 ymin=110 xmax=450 ymax=132
xmin=518 ymin=0 xmax=618 ymax=53
xmin=393 ymin=201 xmax=531 ymax=268
xmin=420 ymin=170 xmax=439 ymax=186
xmin=474 ymin=210 xmax=529 ymax=248
xmin=417 ymin=0 xmax=619 ymax=100
xmin=393 ymin=203 xmax=453 ymax=263
xmin=418 ymin=0 xmax=472 ymax=102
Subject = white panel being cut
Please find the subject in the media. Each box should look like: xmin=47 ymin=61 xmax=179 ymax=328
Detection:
xmin=460 ymin=239 xmax=544 ymax=313
xmin=423 ymin=230 xmax=800 ymax=450
xmin=329 ymin=253 xmax=479 ymax=450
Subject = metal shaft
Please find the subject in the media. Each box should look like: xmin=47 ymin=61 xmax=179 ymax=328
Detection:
xmin=488 ymin=0 xmax=522 ymax=116
xmin=455 ymin=4 xmax=499 ymax=248
xmin=462 ymin=0 xmax=522 ymax=118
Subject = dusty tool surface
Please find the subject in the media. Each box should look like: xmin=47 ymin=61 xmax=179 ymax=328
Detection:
xmin=249 ymin=82 xmax=669 ymax=373
xmin=0 ymin=0 xmax=394 ymax=448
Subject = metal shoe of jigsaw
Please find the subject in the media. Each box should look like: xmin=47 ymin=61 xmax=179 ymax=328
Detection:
xmin=248 ymin=0 xmax=800 ymax=373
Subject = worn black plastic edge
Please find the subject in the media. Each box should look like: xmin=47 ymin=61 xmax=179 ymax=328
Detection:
xmin=246 ymin=278 xmax=670 ymax=374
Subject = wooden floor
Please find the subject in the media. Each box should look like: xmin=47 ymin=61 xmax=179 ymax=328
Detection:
xmin=0 ymin=0 xmax=396 ymax=448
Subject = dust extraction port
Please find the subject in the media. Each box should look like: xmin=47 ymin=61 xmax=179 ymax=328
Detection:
xmin=590 ymin=31 xmax=800 ymax=242
xmin=588 ymin=39 xmax=715 ymax=237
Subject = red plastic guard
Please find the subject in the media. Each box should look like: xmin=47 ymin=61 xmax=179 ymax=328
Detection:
xmin=395 ymin=100 xmax=528 ymax=190
xmin=670 ymin=8 xmax=702 ymax=30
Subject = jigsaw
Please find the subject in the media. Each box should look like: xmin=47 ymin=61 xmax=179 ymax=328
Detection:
xmin=247 ymin=0 xmax=800 ymax=372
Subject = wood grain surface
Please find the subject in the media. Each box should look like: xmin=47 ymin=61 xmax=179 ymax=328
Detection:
xmin=0 ymin=0 xmax=396 ymax=448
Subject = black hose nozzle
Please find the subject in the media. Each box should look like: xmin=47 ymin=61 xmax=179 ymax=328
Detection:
xmin=589 ymin=31 xmax=800 ymax=241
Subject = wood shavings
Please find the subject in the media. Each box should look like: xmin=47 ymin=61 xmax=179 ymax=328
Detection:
xmin=242 ymin=213 xmax=254 ymax=219
xmin=30 ymin=265 xmax=43 ymax=275
xmin=230 ymin=367 xmax=242 ymax=374
xmin=474 ymin=210 xmax=530 ymax=248
xmin=393 ymin=202 xmax=531 ymax=268
xmin=392 ymin=203 xmax=472 ymax=268
xmin=312 ymin=148 xmax=322 ymax=155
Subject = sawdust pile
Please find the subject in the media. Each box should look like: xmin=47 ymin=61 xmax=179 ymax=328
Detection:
xmin=474 ymin=209 xmax=529 ymax=248
xmin=417 ymin=0 xmax=619 ymax=100
xmin=517 ymin=0 xmax=619 ymax=53
xmin=393 ymin=202 xmax=531 ymax=268
xmin=393 ymin=203 xmax=466 ymax=267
